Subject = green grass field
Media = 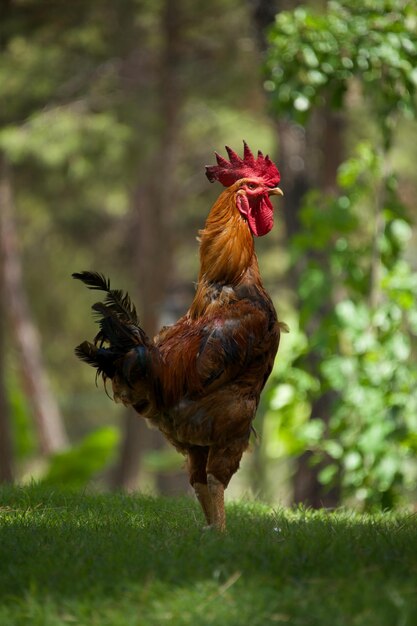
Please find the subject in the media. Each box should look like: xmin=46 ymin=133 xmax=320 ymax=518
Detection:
xmin=1 ymin=485 xmax=416 ymax=626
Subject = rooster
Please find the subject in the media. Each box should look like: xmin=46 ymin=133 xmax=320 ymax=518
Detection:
xmin=73 ymin=142 xmax=286 ymax=531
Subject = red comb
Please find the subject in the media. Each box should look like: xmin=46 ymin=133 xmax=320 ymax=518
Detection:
xmin=205 ymin=141 xmax=280 ymax=188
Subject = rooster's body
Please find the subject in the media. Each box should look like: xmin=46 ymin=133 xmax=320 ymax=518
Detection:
xmin=74 ymin=143 xmax=285 ymax=531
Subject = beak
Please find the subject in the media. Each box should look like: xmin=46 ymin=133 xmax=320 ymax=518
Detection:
xmin=268 ymin=187 xmax=284 ymax=197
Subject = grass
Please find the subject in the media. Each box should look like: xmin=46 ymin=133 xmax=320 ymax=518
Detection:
xmin=0 ymin=485 xmax=416 ymax=626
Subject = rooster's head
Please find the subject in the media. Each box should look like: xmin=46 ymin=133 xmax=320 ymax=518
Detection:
xmin=205 ymin=141 xmax=283 ymax=237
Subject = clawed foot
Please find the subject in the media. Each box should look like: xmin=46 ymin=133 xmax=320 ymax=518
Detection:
xmin=202 ymin=523 xmax=226 ymax=533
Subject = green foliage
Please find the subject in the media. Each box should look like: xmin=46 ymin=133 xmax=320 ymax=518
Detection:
xmin=0 ymin=107 xmax=130 ymax=179
xmin=0 ymin=0 xmax=277 ymax=484
xmin=264 ymin=326 xmax=322 ymax=459
xmin=265 ymin=0 xmax=417 ymax=139
xmin=1 ymin=486 xmax=417 ymax=625
xmin=264 ymin=0 xmax=417 ymax=508
xmin=7 ymin=369 xmax=37 ymax=460
xmin=266 ymin=142 xmax=417 ymax=508
xmin=2 ymin=0 xmax=417 ymax=504
xmin=41 ymin=427 xmax=120 ymax=489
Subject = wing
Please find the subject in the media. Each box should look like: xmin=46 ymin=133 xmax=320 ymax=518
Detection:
xmin=156 ymin=298 xmax=280 ymax=407
xmin=196 ymin=302 xmax=275 ymax=387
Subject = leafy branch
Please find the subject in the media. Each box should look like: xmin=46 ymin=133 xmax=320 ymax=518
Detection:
xmin=264 ymin=0 xmax=417 ymax=508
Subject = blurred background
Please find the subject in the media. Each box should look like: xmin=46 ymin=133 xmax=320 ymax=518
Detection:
xmin=1 ymin=0 xmax=416 ymax=510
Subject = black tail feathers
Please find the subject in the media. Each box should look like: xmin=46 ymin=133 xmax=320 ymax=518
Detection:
xmin=73 ymin=271 xmax=149 ymax=380
xmin=74 ymin=341 xmax=117 ymax=379
xmin=72 ymin=271 xmax=139 ymax=326
xmin=72 ymin=271 xmax=110 ymax=292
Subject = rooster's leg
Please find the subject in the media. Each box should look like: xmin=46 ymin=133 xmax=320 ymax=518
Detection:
xmin=207 ymin=473 xmax=225 ymax=532
xmin=188 ymin=446 xmax=211 ymax=525
xmin=205 ymin=441 xmax=247 ymax=532
xmin=193 ymin=482 xmax=212 ymax=525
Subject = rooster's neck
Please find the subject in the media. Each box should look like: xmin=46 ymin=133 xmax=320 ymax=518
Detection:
xmin=198 ymin=187 xmax=256 ymax=284
xmin=189 ymin=188 xmax=262 ymax=319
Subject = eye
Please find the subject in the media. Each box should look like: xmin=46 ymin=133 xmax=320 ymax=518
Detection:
xmin=247 ymin=182 xmax=257 ymax=190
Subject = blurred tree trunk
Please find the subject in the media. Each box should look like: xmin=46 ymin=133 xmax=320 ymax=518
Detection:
xmin=0 ymin=0 xmax=15 ymax=484
xmin=110 ymin=407 xmax=154 ymax=492
xmin=0 ymin=338 xmax=13 ymax=483
xmin=249 ymin=0 xmax=344 ymax=507
xmin=0 ymin=180 xmax=13 ymax=482
xmin=0 ymin=156 xmax=68 ymax=456
xmin=291 ymin=109 xmax=344 ymax=507
xmin=111 ymin=0 xmax=189 ymax=494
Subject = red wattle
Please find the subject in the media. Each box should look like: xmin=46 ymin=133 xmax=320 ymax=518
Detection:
xmin=236 ymin=194 xmax=274 ymax=237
